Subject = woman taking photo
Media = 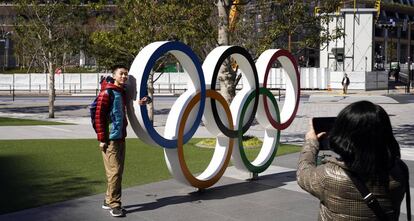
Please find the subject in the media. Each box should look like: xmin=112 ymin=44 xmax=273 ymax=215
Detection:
xmin=297 ymin=101 xmax=410 ymax=220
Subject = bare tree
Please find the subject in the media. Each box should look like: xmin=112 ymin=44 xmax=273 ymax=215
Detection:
xmin=14 ymin=0 xmax=90 ymax=118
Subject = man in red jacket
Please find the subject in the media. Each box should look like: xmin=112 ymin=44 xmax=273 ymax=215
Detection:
xmin=95 ymin=65 xmax=129 ymax=217
xmin=95 ymin=64 xmax=150 ymax=217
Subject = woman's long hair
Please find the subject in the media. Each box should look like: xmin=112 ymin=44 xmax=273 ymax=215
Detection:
xmin=329 ymin=101 xmax=400 ymax=182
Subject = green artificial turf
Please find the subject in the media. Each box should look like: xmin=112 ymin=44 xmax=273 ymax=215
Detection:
xmin=196 ymin=136 xmax=263 ymax=148
xmin=0 ymin=117 xmax=70 ymax=126
xmin=0 ymin=138 xmax=300 ymax=214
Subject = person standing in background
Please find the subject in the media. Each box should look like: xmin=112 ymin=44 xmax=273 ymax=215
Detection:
xmin=341 ymin=73 xmax=350 ymax=94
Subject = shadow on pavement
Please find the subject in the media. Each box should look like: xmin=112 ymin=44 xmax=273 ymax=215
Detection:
xmin=153 ymin=108 xmax=172 ymax=115
xmin=124 ymin=171 xmax=296 ymax=214
xmin=387 ymin=79 xmax=407 ymax=89
xmin=0 ymin=155 xmax=102 ymax=215
xmin=394 ymin=124 xmax=414 ymax=148
xmin=386 ymin=94 xmax=414 ymax=104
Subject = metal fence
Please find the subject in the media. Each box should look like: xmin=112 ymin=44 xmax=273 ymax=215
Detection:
xmin=0 ymin=68 xmax=347 ymax=96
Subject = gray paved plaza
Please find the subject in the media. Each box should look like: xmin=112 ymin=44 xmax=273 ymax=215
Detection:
xmin=0 ymin=89 xmax=413 ymax=220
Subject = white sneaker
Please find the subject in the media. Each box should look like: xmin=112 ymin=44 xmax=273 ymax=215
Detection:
xmin=110 ymin=207 xmax=125 ymax=217
xmin=102 ymin=201 xmax=111 ymax=210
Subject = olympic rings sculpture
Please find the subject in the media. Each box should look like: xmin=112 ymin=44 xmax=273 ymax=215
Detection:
xmin=127 ymin=41 xmax=300 ymax=189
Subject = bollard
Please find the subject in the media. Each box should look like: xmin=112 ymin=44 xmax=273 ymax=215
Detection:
xmin=39 ymin=85 xmax=41 ymax=94
xmin=387 ymin=78 xmax=390 ymax=94
xmin=278 ymin=88 xmax=281 ymax=101
xmin=249 ymin=172 xmax=259 ymax=181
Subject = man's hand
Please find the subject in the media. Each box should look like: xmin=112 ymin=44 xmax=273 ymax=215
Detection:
xmin=99 ymin=142 xmax=108 ymax=153
xmin=139 ymin=96 xmax=152 ymax=105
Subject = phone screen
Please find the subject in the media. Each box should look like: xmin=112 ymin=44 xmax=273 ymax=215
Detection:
xmin=312 ymin=117 xmax=337 ymax=150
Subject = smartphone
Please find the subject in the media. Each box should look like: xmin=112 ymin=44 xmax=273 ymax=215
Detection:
xmin=312 ymin=117 xmax=337 ymax=150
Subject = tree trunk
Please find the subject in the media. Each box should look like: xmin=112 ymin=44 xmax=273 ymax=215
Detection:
xmin=288 ymin=32 xmax=292 ymax=52
xmin=48 ymin=54 xmax=55 ymax=118
xmin=147 ymin=71 xmax=154 ymax=125
xmin=48 ymin=27 xmax=55 ymax=118
xmin=218 ymin=70 xmax=237 ymax=104
xmin=218 ymin=0 xmax=229 ymax=46
xmin=217 ymin=0 xmax=236 ymax=104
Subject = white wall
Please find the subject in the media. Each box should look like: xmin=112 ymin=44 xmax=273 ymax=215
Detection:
xmin=0 ymin=73 xmax=108 ymax=92
xmin=330 ymin=71 xmax=366 ymax=89
xmin=328 ymin=71 xmax=387 ymax=90
xmin=299 ymin=67 xmax=329 ymax=89
xmin=0 ymin=68 xmax=388 ymax=92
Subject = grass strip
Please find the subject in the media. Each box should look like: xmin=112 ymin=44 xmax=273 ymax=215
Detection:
xmin=197 ymin=136 xmax=264 ymax=149
xmin=0 ymin=117 xmax=70 ymax=126
xmin=0 ymin=138 xmax=300 ymax=214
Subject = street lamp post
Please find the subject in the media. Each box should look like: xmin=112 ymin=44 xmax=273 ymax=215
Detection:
xmin=408 ymin=56 xmax=411 ymax=93
xmin=408 ymin=22 xmax=412 ymax=93
xmin=378 ymin=19 xmax=396 ymax=94
xmin=0 ymin=38 xmax=4 ymax=71
xmin=4 ymin=34 xmax=9 ymax=69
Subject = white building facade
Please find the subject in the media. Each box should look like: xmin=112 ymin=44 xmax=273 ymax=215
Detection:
xmin=320 ymin=8 xmax=388 ymax=90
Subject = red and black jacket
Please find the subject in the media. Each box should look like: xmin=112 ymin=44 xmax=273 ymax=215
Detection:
xmin=94 ymin=83 xmax=128 ymax=143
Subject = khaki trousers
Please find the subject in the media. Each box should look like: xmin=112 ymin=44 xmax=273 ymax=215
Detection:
xmin=102 ymin=140 xmax=125 ymax=208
